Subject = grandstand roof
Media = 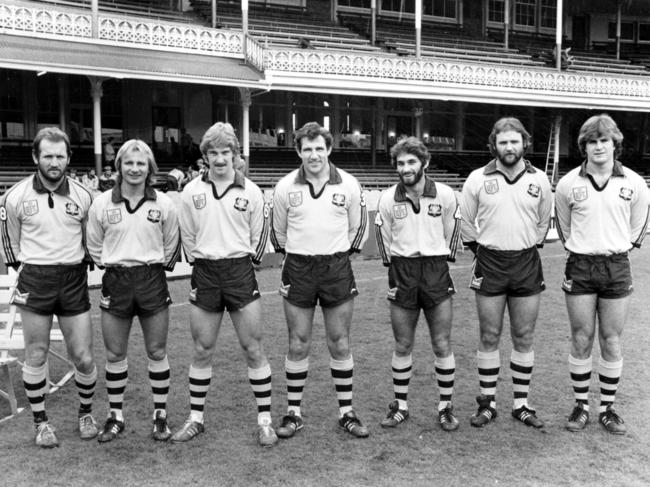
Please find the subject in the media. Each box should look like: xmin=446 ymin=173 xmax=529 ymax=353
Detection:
xmin=0 ymin=34 xmax=265 ymax=87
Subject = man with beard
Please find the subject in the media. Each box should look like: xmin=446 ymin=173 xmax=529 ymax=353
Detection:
xmin=460 ymin=117 xmax=552 ymax=429
xmin=375 ymin=137 xmax=462 ymax=431
xmin=555 ymin=114 xmax=649 ymax=435
xmin=271 ymin=122 xmax=370 ymax=439
xmin=0 ymin=127 xmax=98 ymax=447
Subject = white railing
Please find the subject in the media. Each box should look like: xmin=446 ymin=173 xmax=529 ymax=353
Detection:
xmin=262 ymin=48 xmax=650 ymax=98
xmin=245 ymin=33 xmax=265 ymax=71
xmin=0 ymin=3 xmax=243 ymax=57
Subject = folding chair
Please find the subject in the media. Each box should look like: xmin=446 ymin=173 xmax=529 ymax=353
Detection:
xmin=0 ymin=271 xmax=75 ymax=423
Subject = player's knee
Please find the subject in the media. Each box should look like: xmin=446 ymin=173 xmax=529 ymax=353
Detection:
xmin=24 ymin=346 xmax=48 ymax=368
xmin=242 ymin=341 xmax=265 ymax=365
xmin=479 ymin=330 xmax=500 ymax=349
xmin=72 ymin=349 xmax=95 ymax=372
xmin=394 ymin=338 xmax=414 ymax=355
xmin=146 ymin=347 xmax=167 ymax=362
xmin=600 ymin=335 xmax=621 ymax=357
xmin=431 ymin=338 xmax=451 ymax=357
xmin=193 ymin=343 xmax=216 ymax=365
xmin=327 ymin=336 xmax=350 ymax=359
xmin=288 ymin=336 xmax=310 ymax=359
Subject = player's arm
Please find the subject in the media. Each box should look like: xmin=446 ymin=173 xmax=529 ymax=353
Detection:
xmin=536 ymin=175 xmax=553 ymax=247
xmin=442 ymin=189 xmax=462 ymax=262
xmin=459 ymin=174 xmax=479 ymax=253
xmin=374 ymin=192 xmax=393 ymax=266
xmin=348 ymin=183 xmax=368 ymax=253
xmin=178 ymin=192 xmax=198 ymax=264
xmin=270 ymin=185 xmax=288 ymax=253
xmin=553 ymin=179 xmax=571 ymax=247
xmin=629 ymin=176 xmax=650 ymax=248
xmin=0 ymin=192 xmax=21 ymax=269
xmin=85 ymin=198 xmax=105 ymax=267
xmin=161 ymin=198 xmax=182 ymax=271
xmin=250 ymin=187 xmax=270 ymax=265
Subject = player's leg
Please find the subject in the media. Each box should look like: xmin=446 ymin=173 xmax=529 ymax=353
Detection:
xmin=596 ymin=296 xmax=630 ymax=434
xmin=564 ymin=293 xmax=598 ymax=431
xmin=470 ymin=293 xmax=506 ymax=427
xmin=140 ymin=307 xmax=172 ymax=441
xmin=323 ymin=299 xmax=369 ymax=438
xmin=507 ymin=294 xmax=544 ymax=428
xmin=58 ymin=311 xmax=98 ymax=440
xmin=97 ymin=312 xmax=132 ymax=442
xmin=230 ymin=298 xmax=277 ymax=447
xmin=380 ymin=303 xmax=418 ymax=427
xmin=20 ymin=309 xmax=57 ymax=447
xmin=423 ymin=298 xmax=458 ymax=431
xmin=171 ymin=305 xmax=223 ymax=443
xmin=276 ymin=301 xmax=314 ymax=438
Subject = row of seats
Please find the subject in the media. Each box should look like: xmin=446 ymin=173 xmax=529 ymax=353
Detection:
xmin=27 ymin=0 xmax=193 ymax=22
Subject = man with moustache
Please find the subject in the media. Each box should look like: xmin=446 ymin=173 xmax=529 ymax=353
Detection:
xmin=460 ymin=117 xmax=552 ymax=429
xmin=86 ymin=140 xmax=181 ymax=443
xmin=172 ymin=122 xmax=277 ymax=447
xmin=555 ymin=114 xmax=649 ymax=435
xmin=0 ymin=127 xmax=98 ymax=447
xmin=271 ymin=122 xmax=370 ymax=439
xmin=375 ymin=137 xmax=462 ymax=431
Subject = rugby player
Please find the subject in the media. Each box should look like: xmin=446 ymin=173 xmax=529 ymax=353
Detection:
xmin=460 ymin=117 xmax=552 ymax=429
xmin=555 ymin=114 xmax=650 ymax=435
xmin=271 ymin=122 xmax=370 ymax=439
xmin=86 ymin=139 xmax=181 ymax=443
xmin=171 ymin=122 xmax=277 ymax=447
xmin=0 ymin=127 xmax=98 ymax=447
xmin=375 ymin=137 xmax=462 ymax=431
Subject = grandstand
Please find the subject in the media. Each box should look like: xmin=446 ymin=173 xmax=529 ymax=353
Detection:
xmin=1 ymin=0 xmax=650 ymax=192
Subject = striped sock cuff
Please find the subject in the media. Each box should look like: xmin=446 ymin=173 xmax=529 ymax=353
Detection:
xmin=569 ymin=355 xmax=592 ymax=405
xmin=434 ymin=353 xmax=455 ymax=407
xmin=75 ymin=365 xmax=97 ymax=412
xmin=149 ymin=356 xmax=170 ymax=412
xmin=249 ymin=363 xmax=272 ymax=419
xmin=477 ymin=349 xmax=500 ymax=401
xmin=23 ymin=363 xmax=48 ymax=415
xmin=510 ymin=350 xmax=534 ymax=407
xmin=330 ymin=355 xmax=354 ymax=416
xmin=148 ymin=355 xmax=170 ymax=373
xmin=598 ymin=356 xmax=623 ymax=410
xmin=285 ymin=356 xmax=309 ymax=374
xmin=189 ymin=365 xmax=212 ymax=414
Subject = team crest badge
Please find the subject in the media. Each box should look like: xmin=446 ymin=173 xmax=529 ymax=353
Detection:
xmin=484 ymin=179 xmax=499 ymax=195
xmin=234 ymin=197 xmax=249 ymax=212
xmin=619 ymin=187 xmax=633 ymax=201
xmin=393 ymin=204 xmax=408 ymax=219
xmin=332 ymin=193 xmax=346 ymax=207
xmin=428 ymin=204 xmax=442 ymax=217
xmin=147 ymin=209 xmax=161 ymax=223
xmin=470 ymin=274 xmax=483 ymax=290
xmin=572 ymin=186 xmax=588 ymax=202
xmin=100 ymin=295 xmax=111 ymax=308
xmin=192 ymin=194 xmax=206 ymax=209
xmin=106 ymin=208 xmax=122 ymax=224
xmin=65 ymin=202 xmax=80 ymax=216
xmin=374 ymin=212 xmax=383 ymax=226
xmin=289 ymin=192 xmax=303 ymax=207
xmin=279 ymin=283 xmax=290 ymax=297
xmin=10 ymin=290 xmax=28 ymax=305
xmin=387 ymin=287 xmax=398 ymax=300
xmin=23 ymin=200 xmax=38 ymax=216
xmin=527 ymin=184 xmax=541 ymax=198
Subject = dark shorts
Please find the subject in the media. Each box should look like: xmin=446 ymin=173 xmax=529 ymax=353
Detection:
xmin=562 ymin=252 xmax=633 ymax=298
xmin=101 ymin=264 xmax=171 ymax=318
xmin=470 ymin=246 xmax=545 ymax=297
xmin=388 ymin=255 xmax=455 ymax=310
xmin=13 ymin=263 xmax=90 ymax=317
xmin=190 ymin=257 xmax=260 ymax=313
xmin=280 ymin=252 xmax=358 ymax=308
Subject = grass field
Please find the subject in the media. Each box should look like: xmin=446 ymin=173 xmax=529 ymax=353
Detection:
xmin=1 ymin=241 xmax=649 ymax=487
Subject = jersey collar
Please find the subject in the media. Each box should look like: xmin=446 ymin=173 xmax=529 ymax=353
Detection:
xmin=394 ymin=175 xmax=437 ymax=202
xmin=111 ymin=183 xmax=157 ymax=204
xmin=483 ymin=158 xmax=536 ymax=176
xmin=295 ymin=162 xmax=342 ymax=185
xmin=578 ymin=160 xmax=625 ymax=178
xmin=33 ymin=173 xmax=70 ymax=195
xmin=201 ymin=168 xmax=246 ymax=187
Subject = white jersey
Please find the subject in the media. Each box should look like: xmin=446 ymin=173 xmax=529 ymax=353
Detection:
xmin=555 ymin=161 xmax=650 ymax=255
xmin=86 ymin=185 xmax=181 ymax=269
xmin=0 ymin=174 xmax=93 ymax=266
xmin=375 ymin=177 xmax=461 ymax=265
xmin=271 ymin=163 xmax=368 ymax=255
xmin=179 ymin=169 xmax=270 ymax=264
xmin=460 ymin=159 xmax=552 ymax=251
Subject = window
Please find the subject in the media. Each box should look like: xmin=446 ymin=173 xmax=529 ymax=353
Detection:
xmin=540 ymin=0 xmax=556 ymax=29
xmin=608 ymin=21 xmax=635 ymax=41
xmin=337 ymin=0 xmax=371 ymax=8
xmin=640 ymin=23 xmax=650 ymax=42
xmin=424 ymin=0 xmax=456 ymax=19
xmin=515 ymin=0 xmax=535 ymax=27
xmin=381 ymin=0 xmax=415 ymax=14
xmin=488 ymin=0 xmax=504 ymax=23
